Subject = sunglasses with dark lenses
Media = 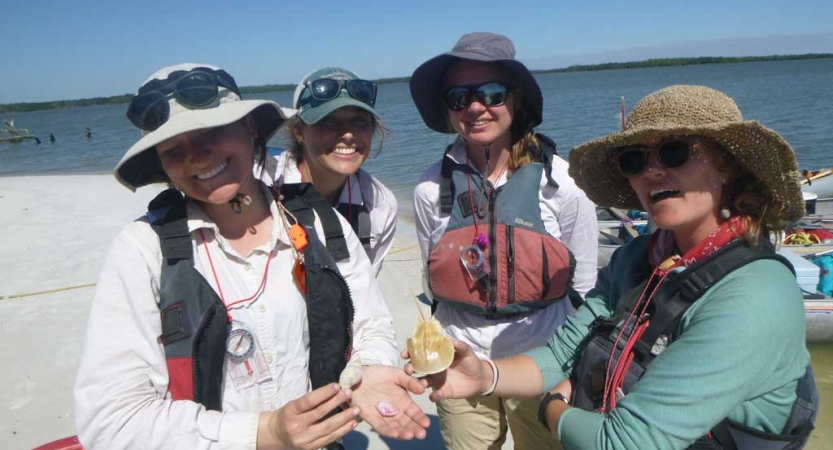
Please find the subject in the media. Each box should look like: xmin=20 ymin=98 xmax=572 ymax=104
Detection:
xmin=617 ymin=139 xmax=692 ymax=177
xmin=442 ymin=82 xmax=512 ymax=111
xmin=305 ymin=78 xmax=377 ymax=107
xmin=126 ymin=68 xmax=241 ymax=131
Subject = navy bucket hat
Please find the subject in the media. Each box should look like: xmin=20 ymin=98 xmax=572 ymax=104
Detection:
xmin=409 ymin=32 xmax=543 ymax=134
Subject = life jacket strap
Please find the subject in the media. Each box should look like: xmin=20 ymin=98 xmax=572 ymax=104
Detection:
xmin=280 ymin=183 xmax=350 ymax=261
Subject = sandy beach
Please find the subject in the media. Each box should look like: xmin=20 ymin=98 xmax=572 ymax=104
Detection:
xmin=0 ymin=174 xmax=460 ymax=450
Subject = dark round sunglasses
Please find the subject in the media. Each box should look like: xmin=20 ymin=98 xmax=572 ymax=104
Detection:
xmin=617 ymin=139 xmax=692 ymax=177
xmin=442 ymin=82 xmax=513 ymax=111
xmin=126 ymin=67 xmax=241 ymax=131
xmin=305 ymin=78 xmax=377 ymax=107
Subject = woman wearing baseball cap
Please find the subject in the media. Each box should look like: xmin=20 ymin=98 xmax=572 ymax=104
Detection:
xmin=74 ymin=63 xmax=429 ymax=450
xmin=268 ymin=67 xmax=396 ymax=277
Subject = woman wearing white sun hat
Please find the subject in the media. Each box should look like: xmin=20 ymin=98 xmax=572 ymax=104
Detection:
xmin=74 ymin=63 xmax=429 ymax=450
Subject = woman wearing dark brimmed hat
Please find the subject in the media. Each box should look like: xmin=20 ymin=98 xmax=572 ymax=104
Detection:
xmin=74 ymin=63 xmax=430 ymax=450
xmin=410 ymin=85 xmax=817 ymax=449
xmin=407 ymin=32 xmax=599 ymax=449
xmin=267 ymin=67 xmax=397 ymax=278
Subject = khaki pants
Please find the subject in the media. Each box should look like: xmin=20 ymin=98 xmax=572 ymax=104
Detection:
xmin=437 ymin=394 xmax=562 ymax=450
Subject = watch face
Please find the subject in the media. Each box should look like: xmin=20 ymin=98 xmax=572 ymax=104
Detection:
xmin=225 ymin=327 xmax=255 ymax=361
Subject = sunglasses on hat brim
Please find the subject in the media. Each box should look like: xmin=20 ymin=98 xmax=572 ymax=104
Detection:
xmin=126 ymin=67 xmax=241 ymax=132
xmin=303 ymin=78 xmax=377 ymax=107
xmin=442 ymin=82 xmax=514 ymax=111
xmin=616 ymin=139 xmax=694 ymax=177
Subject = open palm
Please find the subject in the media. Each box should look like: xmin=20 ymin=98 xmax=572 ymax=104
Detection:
xmin=350 ymin=365 xmax=431 ymax=440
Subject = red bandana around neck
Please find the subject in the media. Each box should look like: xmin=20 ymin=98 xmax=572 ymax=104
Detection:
xmin=648 ymin=216 xmax=748 ymax=271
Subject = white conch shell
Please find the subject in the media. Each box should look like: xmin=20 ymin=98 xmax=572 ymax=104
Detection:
xmin=407 ymin=316 xmax=454 ymax=375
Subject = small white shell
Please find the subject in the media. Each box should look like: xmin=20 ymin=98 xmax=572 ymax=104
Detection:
xmin=407 ymin=317 xmax=454 ymax=375
xmin=338 ymin=357 xmax=363 ymax=390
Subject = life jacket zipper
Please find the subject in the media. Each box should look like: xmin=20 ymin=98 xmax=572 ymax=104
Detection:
xmin=507 ymin=225 xmax=515 ymax=304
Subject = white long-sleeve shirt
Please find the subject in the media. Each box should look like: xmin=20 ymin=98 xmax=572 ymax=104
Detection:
xmin=74 ymin=185 xmax=398 ymax=450
xmin=413 ymin=140 xmax=598 ymax=359
xmin=265 ymin=150 xmax=397 ymax=278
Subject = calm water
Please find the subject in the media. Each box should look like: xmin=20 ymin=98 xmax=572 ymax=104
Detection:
xmin=2 ymin=59 xmax=832 ymax=446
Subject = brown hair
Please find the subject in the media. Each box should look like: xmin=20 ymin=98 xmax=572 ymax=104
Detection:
xmin=282 ymin=112 xmax=388 ymax=163
xmin=709 ymin=139 xmax=774 ymax=245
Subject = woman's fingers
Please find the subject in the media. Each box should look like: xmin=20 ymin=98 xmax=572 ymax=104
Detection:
xmin=291 ymin=383 xmax=343 ymax=414
xmin=306 ymin=407 xmax=360 ymax=450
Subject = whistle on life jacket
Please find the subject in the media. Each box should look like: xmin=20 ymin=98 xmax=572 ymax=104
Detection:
xmin=289 ymin=224 xmax=308 ymax=252
xmin=288 ymin=224 xmax=308 ymax=296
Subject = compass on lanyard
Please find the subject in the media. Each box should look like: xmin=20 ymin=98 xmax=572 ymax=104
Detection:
xmin=225 ymin=327 xmax=255 ymax=361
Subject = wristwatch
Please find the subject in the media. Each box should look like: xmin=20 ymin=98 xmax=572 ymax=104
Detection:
xmin=537 ymin=392 xmax=570 ymax=430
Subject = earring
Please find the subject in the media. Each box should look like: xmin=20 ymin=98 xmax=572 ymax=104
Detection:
xmin=720 ymin=207 xmax=731 ymax=220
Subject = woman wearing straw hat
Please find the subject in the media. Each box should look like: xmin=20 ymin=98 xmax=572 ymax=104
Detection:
xmin=407 ymin=85 xmax=818 ymax=449
xmin=73 ymin=63 xmax=429 ymax=450
xmin=409 ymin=32 xmax=599 ymax=449
xmin=268 ymin=67 xmax=396 ymax=278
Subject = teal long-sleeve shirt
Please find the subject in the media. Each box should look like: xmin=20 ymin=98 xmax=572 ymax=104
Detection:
xmin=525 ymin=237 xmax=810 ymax=450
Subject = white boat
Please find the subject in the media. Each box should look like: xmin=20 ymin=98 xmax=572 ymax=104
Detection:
xmin=801 ymin=168 xmax=833 ymax=201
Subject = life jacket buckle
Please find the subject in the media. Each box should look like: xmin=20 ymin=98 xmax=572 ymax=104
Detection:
xmin=651 ymin=334 xmax=668 ymax=356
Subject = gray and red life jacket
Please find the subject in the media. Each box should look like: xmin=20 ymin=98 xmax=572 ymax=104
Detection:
xmin=149 ymin=184 xmax=354 ymax=411
xmin=427 ymin=135 xmax=577 ymax=319
xmin=570 ymin=236 xmax=819 ymax=450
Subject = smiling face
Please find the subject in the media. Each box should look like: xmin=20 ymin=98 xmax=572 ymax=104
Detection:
xmin=626 ymin=137 xmax=727 ymax=251
xmin=156 ymin=118 xmax=256 ymax=206
xmin=442 ymin=60 xmax=516 ymax=149
xmin=299 ymin=106 xmax=373 ymax=180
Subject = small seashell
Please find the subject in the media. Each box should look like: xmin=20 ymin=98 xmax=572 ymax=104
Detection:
xmin=376 ymin=401 xmax=399 ymax=417
xmin=407 ymin=316 xmax=454 ymax=375
xmin=338 ymin=357 xmax=363 ymax=390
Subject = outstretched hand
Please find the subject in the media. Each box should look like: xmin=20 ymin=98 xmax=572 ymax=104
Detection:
xmin=350 ymin=365 xmax=431 ymax=439
xmin=402 ymin=339 xmax=488 ymax=403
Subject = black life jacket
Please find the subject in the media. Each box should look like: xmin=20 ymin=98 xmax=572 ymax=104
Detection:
xmin=334 ymin=172 xmax=372 ymax=256
xmin=570 ymin=236 xmax=819 ymax=450
xmin=149 ymin=185 xmax=353 ymax=411
xmin=428 ymin=134 xmax=579 ymax=318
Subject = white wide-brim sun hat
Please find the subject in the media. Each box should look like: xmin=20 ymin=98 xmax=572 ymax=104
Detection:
xmin=115 ymin=63 xmax=295 ymax=191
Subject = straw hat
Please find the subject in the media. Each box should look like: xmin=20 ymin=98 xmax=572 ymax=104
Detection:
xmin=568 ymin=85 xmax=804 ymax=224
xmin=409 ymin=32 xmax=542 ymax=134
xmin=115 ymin=63 xmax=295 ymax=191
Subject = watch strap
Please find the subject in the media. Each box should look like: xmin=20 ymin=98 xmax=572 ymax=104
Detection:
xmin=537 ymin=392 xmax=569 ymax=431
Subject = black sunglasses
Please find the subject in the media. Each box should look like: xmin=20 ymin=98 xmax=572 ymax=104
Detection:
xmin=304 ymin=78 xmax=377 ymax=107
xmin=442 ymin=82 xmax=513 ymax=111
xmin=617 ymin=139 xmax=693 ymax=177
xmin=126 ymin=67 xmax=241 ymax=131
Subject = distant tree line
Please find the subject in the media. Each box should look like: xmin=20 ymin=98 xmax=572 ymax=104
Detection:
xmin=2 ymin=53 xmax=831 ymax=114
xmin=534 ymin=53 xmax=833 ymax=74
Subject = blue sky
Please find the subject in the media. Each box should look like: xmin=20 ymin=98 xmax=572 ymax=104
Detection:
xmin=1 ymin=0 xmax=831 ymax=103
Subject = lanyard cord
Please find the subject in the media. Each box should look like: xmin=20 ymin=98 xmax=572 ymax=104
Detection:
xmin=464 ymin=151 xmax=508 ymax=241
xmin=601 ymin=267 xmax=671 ymax=413
xmin=199 ymin=228 xmax=274 ymax=322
